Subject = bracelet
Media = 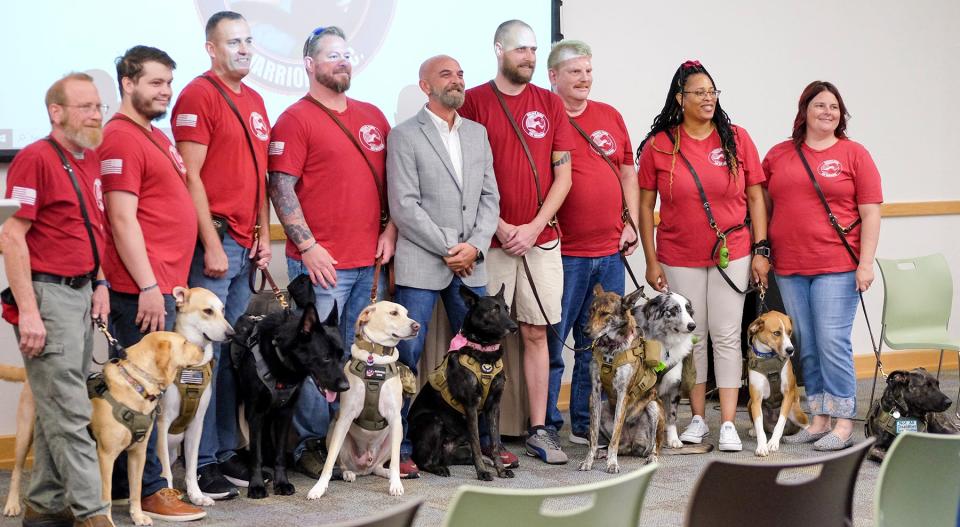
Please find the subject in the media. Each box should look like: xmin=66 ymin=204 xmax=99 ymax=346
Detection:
xmin=139 ymin=283 xmax=159 ymax=292
xmin=94 ymin=279 xmax=110 ymax=289
xmin=300 ymin=241 xmax=319 ymax=255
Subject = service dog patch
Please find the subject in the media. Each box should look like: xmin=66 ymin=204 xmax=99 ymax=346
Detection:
xmin=895 ymin=417 xmax=920 ymax=434
xmin=364 ymin=366 xmax=387 ymax=381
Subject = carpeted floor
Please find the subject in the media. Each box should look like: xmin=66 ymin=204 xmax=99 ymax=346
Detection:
xmin=1 ymin=374 xmax=957 ymax=527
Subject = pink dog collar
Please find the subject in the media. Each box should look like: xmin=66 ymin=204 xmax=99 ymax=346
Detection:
xmin=449 ymin=332 xmax=501 ymax=353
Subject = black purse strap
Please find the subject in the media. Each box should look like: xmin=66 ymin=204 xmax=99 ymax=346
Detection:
xmin=794 ymin=144 xmax=861 ymax=264
xmin=45 ymin=138 xmax=100 ymax=278
xmin=108 ymin=114 xmax=185 ymax=179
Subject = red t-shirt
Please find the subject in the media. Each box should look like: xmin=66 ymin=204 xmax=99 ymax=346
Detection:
xmin=267 ymin=97 xmax=389 ymax=269
xmin=98 ymin=116 xmax=199 ymax=294
xmin=763 ymin=139 xmax=883 ymax=275
xmin=557 ymin=100 xmax=633 ymax=257
xmin=5 ymin=138 xmax=106 ymax=277
xmin=459 ymin=82 xmax=576 ymax=247
xmin=171 ymin=71 xmax=270 ymax=248
xmin=637 ymin=125 xmax=764 ymax=267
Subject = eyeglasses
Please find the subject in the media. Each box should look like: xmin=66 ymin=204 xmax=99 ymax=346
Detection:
xmin=61 ymin=103 xmax=109 ymax=115
xmin=682 ymin=89 xmax=721 ymax=100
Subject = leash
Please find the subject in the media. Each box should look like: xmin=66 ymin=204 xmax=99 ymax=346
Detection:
xmin=369 ymin=256 xmax=383 ymax=304
xmin=94 ymin=318 xmax=126 ymax=364
xmin=520 ymin=256 xmax=595 ymax=353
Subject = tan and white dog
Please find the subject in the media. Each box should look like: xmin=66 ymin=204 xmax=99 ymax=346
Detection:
xmin=0 ymin=365 xmax=32 ymax=517
xmin=307 ymin=301 xmax=420 ymax=499
xmin=746 ymin=310 xmax=809 ymax=457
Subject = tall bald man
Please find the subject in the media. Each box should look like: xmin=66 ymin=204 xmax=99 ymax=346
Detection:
xmin=388 ymin=55 xmax=500 ymax=475
xmin=459 ymin=19 xmax=575 ymax=465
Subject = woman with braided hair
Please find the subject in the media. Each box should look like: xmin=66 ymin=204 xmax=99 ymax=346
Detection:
xmin=636 ymin=60 xmax=769 ymax=452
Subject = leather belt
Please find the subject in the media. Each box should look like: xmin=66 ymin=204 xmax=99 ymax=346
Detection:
xmin=32 ymin=272 xmax=91 ymax=289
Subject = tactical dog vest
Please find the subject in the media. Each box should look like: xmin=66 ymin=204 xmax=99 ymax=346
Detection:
xmin=865 ymin=401 xmax=928 ymax=437
xmin=748 ymin=353 xmax=788 ymax=409
xmin=428 ymin=354 xmax=504 ymax=415
xmin=87 ymin=373 xmax=159 ymax=445
xmin=168 ymin=361 xmax=213 ymax=435
xmin=348 ymin=357 xmax=400 ymax=431
xmin=596 ymin=339 xmax=659 ymax=402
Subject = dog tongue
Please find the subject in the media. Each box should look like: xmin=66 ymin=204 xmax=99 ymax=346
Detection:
xmin=324 ymin=389 xmax=337 ymax=403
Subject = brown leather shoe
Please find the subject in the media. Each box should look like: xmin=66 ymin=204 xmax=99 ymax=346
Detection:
xmin=72 ymin=514 xmax=114 ymax=527
xmin=22 ymin=504 xmax=73 ymax=527
xmin=140 ymin=488 xmax=206 ymax=522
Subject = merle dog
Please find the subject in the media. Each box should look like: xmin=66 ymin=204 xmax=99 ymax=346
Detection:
xmin=232 ymin=275 xmax=349 ymax=498
xmin=865 ymin=368 xmax=959 ymax=461
xmin=408 ymin=285 xmax=517 ymax=480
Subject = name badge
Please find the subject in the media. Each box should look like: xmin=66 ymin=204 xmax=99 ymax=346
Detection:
xmin=364 ymin=366 xmax=386 ymax=381
xmin=895 ymin=417 xmax=920 ymax=434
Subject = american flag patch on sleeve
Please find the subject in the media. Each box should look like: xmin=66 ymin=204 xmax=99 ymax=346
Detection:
xmin=100 ymin=159 xmax=123 ymax=176
xmin=268 ymin=141 xmax=285 ymax=156
xmin=175 ymin=113 xmax=198 ymax=128
xmin=10 ymin=186 xmax=36 ymax=206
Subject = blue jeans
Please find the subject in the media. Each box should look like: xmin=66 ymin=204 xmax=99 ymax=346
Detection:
xmin=394 ymin=277 xmax=486 ymax=456
xmin=776 ymin=271 xmax=859 ymax=419
xmin=190 ymin=233 xmax=254 ymax=467
xmin=546 ymin=253 xmax=625 ymax=435
xmin=107 ymin=291 xmax=177 ymax=498
xmin=287 ymin=259 xmax=384 ymax=461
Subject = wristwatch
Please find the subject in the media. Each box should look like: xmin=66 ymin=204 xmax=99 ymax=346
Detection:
xmin=752 ymin=239 xmax=771 ymax=258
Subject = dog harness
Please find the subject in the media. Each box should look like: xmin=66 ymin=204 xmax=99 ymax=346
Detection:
xmin=865 ymin=400 xmax=928 ymax=437
xmin=428 ymin=352 xmax=504 ymax=415
xmin=349 ymin=338 xmax=409 ymax=431
xmin=748 ymin=348 xmax=788 ymax=409
xmin=86 ymin=370 xmax=159 ymax=445
xmin=238 ymin=320 xmax=300 ymax=408
xmin=595 ymin=338 xmax=659 ymax=402
xmin=168 ymin=361 xmax=213 ymax=435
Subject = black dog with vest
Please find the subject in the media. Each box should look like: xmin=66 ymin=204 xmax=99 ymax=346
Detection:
xmin=409 ymin=285 xmax=518 ymax=480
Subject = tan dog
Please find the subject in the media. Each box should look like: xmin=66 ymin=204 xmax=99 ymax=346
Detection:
xmin=307 ymin=301 xmax=420 ymax=499
xmin=0 ymin=365 xmax=33 ymax=517
xmin=90 ymin=332 xmax=204 ymax=525
xmin=746 ymin=310 xmax=809 ymax=457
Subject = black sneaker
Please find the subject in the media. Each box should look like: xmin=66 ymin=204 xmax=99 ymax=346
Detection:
xmin=197 ymin=463 xmax=239 ymax=500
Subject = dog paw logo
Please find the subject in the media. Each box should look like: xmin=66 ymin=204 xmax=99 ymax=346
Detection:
xmin=708 ymin=148 xmax=727 ymax=167
xmin=196 ymin=1 xmax=397 ymax=95
xmin=93 ymin=178 xmax=104 ymax=211
xmin=249 ymin=112 xmax=270 ymax=142
xmin=523 ymin=111 xmax=549 ymax=139
xmin=590 ymin=130 xmax=616 ymax=156
xmin=818 ymin=159 xmax=842 ymax=178
xmin=168 ymin=145 xmax=186 ymax=174
xmin=358 ymin=124 xmax=385 ymax=152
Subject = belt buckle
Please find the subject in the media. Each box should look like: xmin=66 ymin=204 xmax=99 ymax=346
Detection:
xmin=66 ymin=276 xmax=88 ymax=289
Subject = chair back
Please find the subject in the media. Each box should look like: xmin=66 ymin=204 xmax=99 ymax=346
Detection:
xmin=877 ymin=254 xmax=954 ymax=349
xmin=684 ymin=438 xmax=874 ymax=527
xmin=327 ymin=498 xmax=424 ymax=527
xmin=443 ymin=463 xmax=658 ymax=527
xmin=875 ymin=432 xmax=960 ymax=527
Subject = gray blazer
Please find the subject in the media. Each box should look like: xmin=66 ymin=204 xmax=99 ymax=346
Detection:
xmin=387 ymin=107 xmax=499 ymax=290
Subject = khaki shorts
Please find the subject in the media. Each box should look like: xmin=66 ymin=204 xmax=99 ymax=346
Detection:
xmin=486 ymin=245 xmax=563 ymax=325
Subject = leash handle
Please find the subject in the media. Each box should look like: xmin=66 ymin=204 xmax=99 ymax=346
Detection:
xmin=94 ymin=318 xmax=125 ymax=364
xmin=369 ymin=257 xmax=383 ymax=304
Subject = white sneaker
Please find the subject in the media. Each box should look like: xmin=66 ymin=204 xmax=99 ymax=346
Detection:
xmin=719 ymin=421 xmax=743 ymax=452
xmin=679 ymin=415 xmax=709 ymax=444
xmin=568 ymin=432 xmax=589 ymax=445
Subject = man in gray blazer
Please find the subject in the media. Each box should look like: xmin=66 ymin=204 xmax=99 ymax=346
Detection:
xmin=387 ymin=55 xmax=500 ymax=474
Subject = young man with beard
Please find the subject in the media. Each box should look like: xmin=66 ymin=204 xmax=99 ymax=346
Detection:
xmin=387 ymin=55 xmax=500 ymax=475
xmin=459 ymin=19 xmax=575 ymax=465
xmin=544 ymin=40 xmax=640 ymax=445
xmin=171 ymin=11 xmax=271 ymax=498
xmin=267 ymin=26 xmax=398 ymax=479
xmin=0 ymin=73 xmax=113 ymax=527
xmin=97 ymin=45 xmax=205 ymax=522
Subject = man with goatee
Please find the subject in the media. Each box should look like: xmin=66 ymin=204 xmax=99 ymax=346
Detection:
xmin=267 ymin=26 xmax=398 ymax=479
xmin=1 ymin=72 xmax=113 ymax=527
xmin=387 ymin=55 xmax=500 ymax=476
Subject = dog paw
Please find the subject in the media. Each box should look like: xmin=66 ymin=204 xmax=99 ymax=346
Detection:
xmin=188 ymin=492 xmax=214 ymax=507
xmin=766 ymin=439 xmax=780 ymax=453
xmin=578 ymin=460 xmax=593 ymax=472
xmin=3 ymin=503 xmax=22 ymax=517
xmin=477 ymin=470 xmax=494 ymax=481
xmin=342 ymin=470 xmax=356 ymax=483
xmin=755 ymin=445 xmax=769 ymax=457
xmin=306 ymin=482 xmax=327 ymax=500
xmin=131 ymin=512 xmax=153 ymax=526
xmin=498 ymin=469 xmax=515 ymax=479
xmin=666 ymin=438 xmax=684 ymax=449
xmin=432 ymin=466 xmax=451 ymax=477
xmin=646 ymin=455 xmax=658 ymax=466
xmin=274 ymin=482 xmax=295 ymax=496
xmin=389 ymin=479 xmax=404 ymax=496
xmin=605 ymin=461 xmax=621 ymax=474
xmin=247 ymin=485 xmax=269 ymax=499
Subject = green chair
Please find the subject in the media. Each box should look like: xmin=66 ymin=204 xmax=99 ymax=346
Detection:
xmin=875 ymin=432 xmax=960 ymax=527
xmin=326 ymin=498 xmax=424 ymax=527
xmin=874 ymin=254 xmax=960 ymax=415
xmin=442 ymin=463 xmax=658 ymax=527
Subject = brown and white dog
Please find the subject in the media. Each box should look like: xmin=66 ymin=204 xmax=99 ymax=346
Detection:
xmin=307 ymin=301 xmax=420 ymax=499
xmin=0 ymin=365 xmax=32 ymax=517
xmin=746 ymin=310 xmax=809 ymax=457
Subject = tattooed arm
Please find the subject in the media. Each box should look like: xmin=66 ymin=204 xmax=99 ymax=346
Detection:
xmin=269 ymin=171 xmax=338 ymax=288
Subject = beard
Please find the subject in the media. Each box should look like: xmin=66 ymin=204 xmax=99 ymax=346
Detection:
xmin=501 ymin=60 xmax=534 ymax=85
xmin=131 ymin=91 xmax=167 ymax=121
xmin=60 ymin=115 xmax=102 ymax=149
xmin=315 ymin=67 xmax=351 ymax=93
xmin=431 ymin=84 xmax=464 ymax=109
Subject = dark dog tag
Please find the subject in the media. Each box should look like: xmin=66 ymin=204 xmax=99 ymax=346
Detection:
xmin=895 ymin=417 xmax=919 ymax=434
xmin=364 ymin=366 xmax=386 ymax=381
xmin=179 ymin=368 xmax=204 ymax=385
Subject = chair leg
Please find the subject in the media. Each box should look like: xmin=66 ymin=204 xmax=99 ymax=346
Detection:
xmin=955 ymin=351 xmax=959 ymax=419
xmin=937 ymin=349 xmax=944 ymax=380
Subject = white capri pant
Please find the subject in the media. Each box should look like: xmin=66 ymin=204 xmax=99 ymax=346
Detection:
xmin=661 ymin=256 xmax=751 ymax=388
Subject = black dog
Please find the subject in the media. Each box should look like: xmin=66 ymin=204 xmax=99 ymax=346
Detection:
xmin=408 ymin=285 xmax=517 ymax=481
xmin=232 ymin=275 xmax=350 ymax=498
xmin=865 ymin=368 xmax=959 ymax=461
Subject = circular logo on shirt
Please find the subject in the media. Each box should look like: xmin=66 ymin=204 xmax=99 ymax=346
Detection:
xmin=818 ymin=159 xmax=842 ymax=178
xmin=708 ymin=148 xmax=727 ymax=167
xmin=168 ymin=145 xmax=186 ymax=174
xmin=196 ymin=1 xmax=397 ymax=95
xmin=523 ymin=111 xmax=549 ymax=139
xmin=358 ymin=124 xmax=385 ymax=152
xmin=590 ymin=130 xmax=616 ymax=156
xmin=93 ymin=178 xmax=104 ymax=211
xmin=249 ymin=112 xmax=270 ymax=142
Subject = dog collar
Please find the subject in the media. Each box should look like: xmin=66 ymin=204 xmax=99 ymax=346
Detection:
xmin=355 ymin=338 xmax=395 ymax=357
xmin=751 ymin=344 xmax=778 ymax=359
xmin=449 ymin=332 xmax=501 ymax=353
xmin=116 ymin=361 xmax=161 ymax=402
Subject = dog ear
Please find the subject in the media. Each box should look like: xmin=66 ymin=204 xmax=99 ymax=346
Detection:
xmin=493 ymin=283 xmax=506 ymax=300
xmin=324 ymin=301 xmax=339 ymax=327
xmin=622 ymin=287 xmax=645 ymax=308
xmin=593 ymin=284 xmax=605 ymax=297
xmin=356 ymin=305 xmax=375 ymax=332
xmin=288 ymin=274 xmax=317 ymax=310
xmin=887 ymin=370 xmax=909 ymax=386
xmin=154 ymin=340 xmax=174 ymax=382
xmin=747 ymin=317 xmax=765 ymax=339
xmin=173 ymin=286 xmax=188 ymax=308
xmin=300 ymin=305 xmax=319 ymax=334
xmin=459 ymin=284 xmax=480 ymax=307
